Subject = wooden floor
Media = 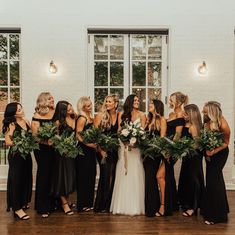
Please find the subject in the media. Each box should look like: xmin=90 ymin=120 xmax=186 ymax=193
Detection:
xmin=0 ymin=191 xmax=234 ymax=235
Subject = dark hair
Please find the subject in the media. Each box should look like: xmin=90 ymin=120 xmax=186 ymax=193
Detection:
xmin=2 ymin=102 xmax=21 ymax=134
xmin=121 ymin=94 xmax=137 ymax=126
xmin=53 ymin=101 xmax=71 ymax=133
xmin=148 ymin=99 xmax=164 ymax=122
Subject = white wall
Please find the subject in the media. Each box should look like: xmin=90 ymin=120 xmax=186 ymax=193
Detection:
xmin=0 ymin=0 xmax=235 ymax=188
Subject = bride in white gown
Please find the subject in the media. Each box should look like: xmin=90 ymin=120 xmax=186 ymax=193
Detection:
xmin=110 ymin=94 xmax=146 ymax=216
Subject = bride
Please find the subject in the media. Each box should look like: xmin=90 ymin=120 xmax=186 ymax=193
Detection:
xmin=110 ymin=94 xmax=146 ymax=215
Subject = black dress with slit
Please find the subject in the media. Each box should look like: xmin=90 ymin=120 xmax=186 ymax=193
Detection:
xmin=178 ymin=127 xmax=204 ymax=212
xmin=143 ymin=130 xmax=162 ymax=217
xmin=75 ymin=116 xmax=97 ymax=211
xmin=50 ymin=124 xmax=76 ymax=198
xmin=94 ymin=119 xmax=118 ymax=213
xmin=33 ymin=118 xmax=56 ymax=214
xmin=164 ymin=118 xmax=185 ymax=216
xmin=7 ymin=123 xmax=32 ymax=212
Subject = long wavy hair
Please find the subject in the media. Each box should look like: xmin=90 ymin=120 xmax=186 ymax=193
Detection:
xmin=147 ymin=99 xmax=164 ymax=131
xmin=2 ymin=102 xmax=20 ymax=134
xmin=35 ymin=92 xmax=53 ymax=115
xmin=204 ymin=101 xmax=222 ymax=131
xmin=121 ymin=94 xmax=136 ymax=126
xmin=184 ymin=104 xmax=203 ymax=136
xmin=170 ymin=91 xmax=188 ymax=109
xmin=77 ymin=96 xmax=93 ymax=120
xmin=99 ymin=94 xmax=119 ymax=130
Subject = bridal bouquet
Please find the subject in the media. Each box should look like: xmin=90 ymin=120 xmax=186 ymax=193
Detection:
xmin=37 ymin=122 xmax=57 ymax=143
xmin=11 ymin=129 xmax=39 ymax=159
xmin=52 ymin=132 xmax=83 ymax=158
xmin=197 ymin=128 xmax=223 ymax=151
xmin=119 ymin=121 xmax=146 ymax=150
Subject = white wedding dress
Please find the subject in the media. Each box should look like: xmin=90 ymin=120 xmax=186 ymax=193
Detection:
xmin=110 ymin=118 xmax=145 ymax=216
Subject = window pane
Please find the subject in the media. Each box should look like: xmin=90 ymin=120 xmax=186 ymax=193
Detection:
xmin=132 ymin=88 xmax=146 ymax=112
xmin=94 ymin=35 xmax=108 ymax=60
xmin=148 ymin=36 xmax=162 ymax=60
xmin=10 ymin=34 xmax=19 ymax=60
xmin=132 ymin=35 xmax=146 ymax=60
xmin=10 ymin=88 xmax=20 ymax=102
xmin=95 ymin=88 xmax=108 ymax=112
xmin=110 ymin=62 xmax=123 ymax=86
xmin=0 ymin=34 xmax=7 ymax=59
xmin=0 ymin=88 xmax=8 ymax=112
xmin=0 ymin=61 xmax=8 ymax=85
xmin=110 ymin=88 xmax=124 ymax=110
xmin=94 ymin=62 xmax=108 ymax=86
xmin=148 ymin=88 xmax=161 ymax=100
xmin=10 ymin=61 xmax=20 ymax=86
xmin=110 ymin=35 xmax=124 ymax=60
xmin=148 ymin=62 xmax=161 ymax=86
xmin=132 ymin=62 xmax=146 ymax=86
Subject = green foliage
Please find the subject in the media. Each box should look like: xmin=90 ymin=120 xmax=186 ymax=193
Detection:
xmin=37 ymin=122 xmax=57 ymax=142
xmin=52 ymin=132 xmax=83 ymax=158
xmin=99 ymin=133 xmax=119 ymax=152
xmin=11 ymin=129 xmax=39 ymax=159
xmin=197 ymin=128 xmax=223 ymax=151
xmin=80 ymin=126 xmax=102 ymax=144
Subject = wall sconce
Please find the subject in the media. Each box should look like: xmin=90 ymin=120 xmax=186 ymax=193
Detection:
xmin=49 ymin=60 xmax=58 ymax=74
xmin=197 ymin=61 xmax=208 ymax=76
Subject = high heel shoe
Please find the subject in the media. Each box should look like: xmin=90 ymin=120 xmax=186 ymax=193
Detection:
xmin=182 ymin=209 xmax=197 ymax=217
xmin=156 ymin=204 xmax=165 ymax=217
xmin=205 ymin=220 xmax=214 ymax=225
xmin=62 ymin=202 xmax=74 ymax=215
xmin=14 ymin=211 xmax=30 ymax=220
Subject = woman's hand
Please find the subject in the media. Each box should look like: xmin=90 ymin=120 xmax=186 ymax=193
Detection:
xmin=206 ymin=149 xmax=215 ymax=157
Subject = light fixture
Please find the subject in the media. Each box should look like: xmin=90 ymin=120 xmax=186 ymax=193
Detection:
xmin=197 ymin=61 xmax=208 ymax=76
xmin=49 ymin=60 xmax=57 ymax=74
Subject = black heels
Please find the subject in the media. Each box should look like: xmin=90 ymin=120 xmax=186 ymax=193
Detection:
xmin=62 ymin=202 xmax=74 ymax=215
xmin=14 ymin=211 xmax=30 ymax=220
xmin=182 ymin=209 xmax=197 ymax=217
xmin=156 ymin=204 xmax=165 ymax=217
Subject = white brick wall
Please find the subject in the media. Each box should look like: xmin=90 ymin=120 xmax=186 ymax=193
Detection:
xmin=0 ymin=0 xmax=235 ymax=189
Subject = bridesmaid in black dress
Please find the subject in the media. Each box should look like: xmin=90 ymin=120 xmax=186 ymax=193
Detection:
xmin=164 ymin=92 xmax=187 ymax=216
xmin=178 ymin=104 xmax=204 ymax=217
xmin=75 ymin=96 xmax=97 ymax=212
xmin=143 ymin=99 xmax=167 ymax=217
xmin=202 ymin=101 xmax=230 ymax=225
xmin=51 ymin=101 xmax=76 ymax=215
xmin=93 ymin=94 xmax=119 ymax=213
xmin=31 ymin=92 xmax=55 ymax=218
xmin=3 ymin=102 xmax=32 ymax=220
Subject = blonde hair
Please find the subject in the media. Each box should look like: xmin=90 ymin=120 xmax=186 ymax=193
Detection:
xmin=99 ymin=94 xmax=119 ymax=130
xmin=184 ymin=104 xmax=202 ymax=137
xmin=204 ymin=101 xmax=222 ymax=131
xmin=170 ymin=91 xmax=188 ymax=108
xmin=77 ymin=96 xmax=93 ymax=120
xmin=35 ymin=92 xmax=53 ymax=115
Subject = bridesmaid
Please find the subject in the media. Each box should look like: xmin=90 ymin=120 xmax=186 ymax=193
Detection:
xmin=164 ymin=91 xmax=187 ymax=215
xmin=3 ymin=102 xmax=32 ymax=220
xmin=93 ymin=94 xmax=119 ymax=213
xmin=202 ymin=101 xmax=230 ymax=225
xmin=51 ymin=101 xmax=76 ymax=215
xmin=143 ymin=99 xmax=167 ymax=217
xmin=177 ymin=104 xmax=204 ymax=217
xmin=75 ymin=96 xmax=97 ymax=212
xmin=31 ymin=92 xmax=55 ymax=218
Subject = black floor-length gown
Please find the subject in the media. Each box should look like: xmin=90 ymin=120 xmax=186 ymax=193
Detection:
xmin=164 ymin=118 xmax=185 ymax=216
xmin=202 ymin=147 xmax=229 ymax=223
xmin=94 ymin=119 xmax=118 ymax=213
xmin=33 ymin=118 xmax=55 ymax=214
xmin=7 ymin=123 xmax=32 ymax=212
xmin=178 ymin=127 xmax=204 ymax=212
xmin=143 ymin=130 xmax=161 ymax=217
xmin=75 ymin=116 xmax=97 ymax=212
xmin=50 ymin=124 xmax=76 ymax=198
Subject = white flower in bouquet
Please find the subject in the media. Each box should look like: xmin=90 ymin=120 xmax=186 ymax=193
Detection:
xmin=121 ymin=129 xmax=129 ymax=137
xmin=132 ymin=129 xmax=137 ymax=136
xmin=130 ymin=137 xmax=137 ymax=145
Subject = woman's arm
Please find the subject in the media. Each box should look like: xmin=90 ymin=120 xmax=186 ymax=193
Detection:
xmin=93 ymin=112 xmax=102 ymax=128
xmin=5 ymin=123 xmax=15 ymax=146
xmin=160 ymin=117 xmax=167 ymax=137
xmin=140 ymin=112 xmax=147 ymax=129
xmin=206 ymin=117 xmax=230 ymax=156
